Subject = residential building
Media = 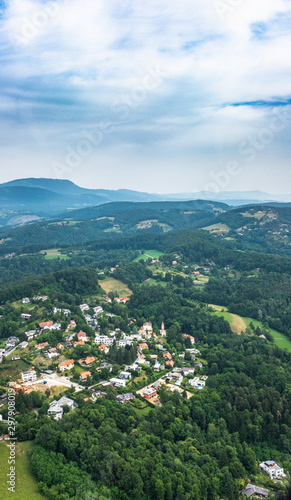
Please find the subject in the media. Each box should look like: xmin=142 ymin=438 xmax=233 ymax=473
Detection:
xmin=119 ymin=371 xmax=132 ymax=380
xmin=79 ymin=371 xmax=92 ymax=381
xmin=45 ymin=348 xmax=59 ymax=358
xmin=143 ymin=387 xmax=157 ymax=400
xmin=77 ymin=331 xmax=88 ymax=341
xmin=35 ymin=342 xmax=49 ymax=350
xmin=260 ymin=461 xmax=285 ymax=479
xmin=94 ymin=306 xmax=103 ymax=316
xmin=98 ymin=344 xmax=109 ymax=354
xmin=22 ymin=298 xmax=30 ymax=304
xmin=241 ymin=484 xmax=269 ymax=498
xmin=95 ymin=335 xmax=113 ymax=346
xmin=18 ymin=341 xmax=29 ymax=349
xmin=47 ymin=397 xmax=74 ymax=420
xmin=116 ymin=393 xmax=134 ymax=404
xmin=109 ymin=378 xmax=126 ymax=388
xmin=59 ymin=359 xmax=74 ymax=372
xmin=21 ymin=313 xmax=31 ymax=320
xmin=79 ymin=304 xmax=89 ymax=312
xmin=25 ymin=330 xmax=37 ymax=341
xmin=21 ymin=370 xmax=37 ymax=382
xmin=99 ymin=362 xmax=113 ymax=372
xmin=39 ymin=321 xmax=53 ymax=329
xmin=81 ymin=356 xmax=96 ymax=366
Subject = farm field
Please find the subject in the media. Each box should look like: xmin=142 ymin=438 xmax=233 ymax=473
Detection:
xmin=99 ymin=277 xmax=132 ymax=296
xmin=0 ymin=442 xmax=46 ymax=500
xmin=133 ymin=250 xmax=165 ymax=262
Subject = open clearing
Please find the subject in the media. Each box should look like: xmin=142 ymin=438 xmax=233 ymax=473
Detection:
xmin=133 ymin=250 xmax=165 ymax=262
xmin=210 ymin=305 xmax=291 ymax=350
xmin=99 ymin=277 xmax=132 ymax=296
xmin=0 ymin=442 xmax=45 ymax=500
xmin=40 ymin=249 xmax=69 ymax=260
xmin=243 ymin=317 xmax=291 ymax=352
xmin=202 ymin=223 xmax=230 ymax=234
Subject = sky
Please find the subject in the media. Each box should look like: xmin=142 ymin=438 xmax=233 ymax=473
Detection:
xmin=0 ymin=0 xmax=291 ymax=194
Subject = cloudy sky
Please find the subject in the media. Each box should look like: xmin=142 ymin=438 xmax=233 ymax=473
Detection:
xmin=0 ymin=0 xmax=291 ymax=193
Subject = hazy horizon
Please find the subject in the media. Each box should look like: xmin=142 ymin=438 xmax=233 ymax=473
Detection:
xmin=0 ymin=1 xmax=291 ymax=194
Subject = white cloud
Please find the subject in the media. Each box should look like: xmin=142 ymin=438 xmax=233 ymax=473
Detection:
xmin=0 ymin=0 xmax=291 ymax=192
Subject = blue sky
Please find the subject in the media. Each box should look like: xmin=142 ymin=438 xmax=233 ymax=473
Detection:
xmin=0 ymin=0 xmax=291 ymax=193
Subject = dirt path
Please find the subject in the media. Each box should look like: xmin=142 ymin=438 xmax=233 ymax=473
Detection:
xmin=230 ymin=314 xmax=246 ymax=335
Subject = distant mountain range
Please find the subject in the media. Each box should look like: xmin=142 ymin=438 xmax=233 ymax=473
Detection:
xmin=0 ymin=178 xmax=291 ymax=226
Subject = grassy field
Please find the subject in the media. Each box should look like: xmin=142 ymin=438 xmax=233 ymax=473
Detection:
xmin=130 ymin=401 xmax=152 ymax=416
xmin=0 ymin=442 xmax=46 ymax=500
xmin=209 ymin=305 xmax=291 ymax=350
xmin=40 ymin=249 xmax=69 ymax=260
xmin=99 ymin=277 xmax=132 ymax=296
xmin=133 ymin=250 xmax=165 ymax=262
xmin=202 ymin=223 xmax=230 ymax=234
xmin=243 ymin=317 xmax=291 ymax=352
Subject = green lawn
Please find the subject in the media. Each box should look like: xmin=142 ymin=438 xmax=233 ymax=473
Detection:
xmin=243 ymin=317 xmax=291 ymax=352
xmin=0 ymin=441 xmax=46 ymax=500
xmin=133 ymin=250 xmax=165 ymax=262
xmin=130 ymin=401 xmax=152 ymax=416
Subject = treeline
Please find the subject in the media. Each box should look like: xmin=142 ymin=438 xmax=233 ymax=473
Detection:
xmin=0 ymin=268 xmax=101 ymax=305
xmin=198 ymin=273 xmax=291 ymax=339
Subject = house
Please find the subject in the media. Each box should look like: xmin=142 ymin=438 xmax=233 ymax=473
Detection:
xmin=154 ymin=362 xmax=162 ymax=372
xmin=260 ymin=461 xmax=285 ymax=479
xmin=59 ymin=359 xmax=74 ymax=372
xmin=69 ymin=320 xmax=76 ymax=328
xmin=95 ymin=335 xmax=113 ymax=346
xmin=143 ymin=322 xmax=152 ymax=332
xmin=45 ymin=348 xmax=59 ymax=359
xmin=73 ymin=341 xmax=85 ymax=347
xmin=182 ymin=334 xmax=195 ymax=344
xmin=163 ymin=352 xmax=172 ymax=360
xmin=189 ymin=377 xmax=200 ymax=387
xmin=81 ymin=356 xmax=96 ymax=366
xmin=99 ymin=362 xmax=113 ymax=372
xmin=19 ymin=341 xmax=29 ymax=349
xmin=143 ymin=387 xmax=157 ymax=400
xmin=21 ymin=313 xmax=31 ymax=320
xmin=109 ymin=378 xmax=126 ymax=388
xmin=139 ymin=343 xmax=149 ymax=351
xmin=105 ymin=297 xmax=112 ymax=303
xmin=57 ymin=343 xmax=64 ymax=350
xmin=21 ymin=370 xmax=37 ymax=382
xmin=93 ymin=306 xmax=103 ymax=316
xmin=77 ymin=331 xmax=88 ymax=341
xmin=116 ymin=393 xmax=134 ymax=404
xmin=241 ymin=484 xmax=269 ymax=498
xmin=91 ymin=390 xmax=102 ymax=401
xmin=47 ymin=397 xmax=75 ymax=420
xmin=11 ymin=355 xmax=20 ymax=361
xmin=22 ymin=298 xmax=30 ymax=304
xmin=79 ymin=371 xmax=92 ymax=381
xmin=25 ymin=330 xmax=37 ymax=341
xmin=39 ymin=321 xmax=53 ymax=329
xmin=182 ymin=368 xmax=195 ymax=376
xmin=119 ymin=371 xmax=131 ymax=380
xmin=166 ymin=360 xmax=174 ymax=367
xmin=35 ymin=342 xmax=49 ymax=350
xmin=98 ymin=344 xmax=109 ymax=354
xmin=79 ymin=304 xmax=89 ymax=312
